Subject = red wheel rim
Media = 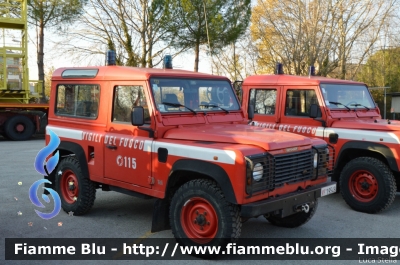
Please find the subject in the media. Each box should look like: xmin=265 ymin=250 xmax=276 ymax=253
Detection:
xmin=60 ymin=170 xmax=79 ymax=204
xmin=180 ymin=197 xmax=218 ymax=244
xmin=16 ymin=123 xmax=25 ymax=132
xmin=348 ymin=170 xmax=378 ymax=202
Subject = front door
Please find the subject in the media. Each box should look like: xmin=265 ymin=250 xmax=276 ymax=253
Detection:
xmin=248 ymin=87 xmax=280 ymax=129
xmin=104 ymin=83 xmax=153 ymax=188
xmin=279 ymin=86 xmax=325 ymax=138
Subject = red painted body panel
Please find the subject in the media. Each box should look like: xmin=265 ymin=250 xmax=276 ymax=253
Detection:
xmin=242 ymin=73 xmax=400 ymax=172
xmin=47 ymin=67 xmax=331 ymax=209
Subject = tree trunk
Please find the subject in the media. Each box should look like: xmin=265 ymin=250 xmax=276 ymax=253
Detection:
xmin=233 ymin=42 xmax=236 ymax=80
xmin=140 ymin=31 xmax=146 ymax=67
xmin=147 ymin=18 xmax=154 ymax=68
xmin=147 ymin=41 xmax=153 ymax=68
xmin=140 ymin=0 xmax=147 ymax=67
xmin=194 ymin=41 xmax=200 ymax=72
xmin=38 ymin=17 xmax=45 ymax=102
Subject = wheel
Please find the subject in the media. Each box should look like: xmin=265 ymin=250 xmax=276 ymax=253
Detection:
xmin=340 ymin=157 xmax=396 ymax=213
xmin=4 ymin=115 xmax=35 ymax=141
xmin=55 ymin=157 xmax=96 ymax=215
xmin=264 ymin=200 xmax=318 ymax=228
xmin=169 ymin=179 xmax=241 ymax=249
xmin=0 ymin=132 xmax=9 ymax=139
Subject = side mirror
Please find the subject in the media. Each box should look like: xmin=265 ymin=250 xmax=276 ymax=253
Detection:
xmin=131 ymin=106 xmax=144 ymax=126
xmin=248 ymin=105 xmax=255 ymax=120
xmin=309 ymin=104 xmax=320 ymax=118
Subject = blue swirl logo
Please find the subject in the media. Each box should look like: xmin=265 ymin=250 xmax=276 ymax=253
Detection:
xmin=29 ymin=129 xmax=61 ymax=220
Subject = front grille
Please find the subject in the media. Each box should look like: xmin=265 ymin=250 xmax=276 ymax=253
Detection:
xmin=275 ymin=149 xmax=314 ymax=185
xmin=246 ymin=150 xmax=314 ymax=196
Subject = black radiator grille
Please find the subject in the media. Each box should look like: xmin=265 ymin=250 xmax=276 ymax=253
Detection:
xmin=246 ymin=150 xmax=314 ymax=195
xmin=274 ymin=149 xmax=314 ymax=185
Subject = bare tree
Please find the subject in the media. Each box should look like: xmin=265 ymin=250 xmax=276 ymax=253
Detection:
xmin=212 ymin=30 xmax=261 ymax=80
xmin=212 ymin=42 xmax=245 ymax=81
xmin=335 ymin=0 xmax=397 ymax=79
xmin=54 ymin=0 xmax=177 ymax=67
xmin=250 ymin=0 xmax=398 ymax=78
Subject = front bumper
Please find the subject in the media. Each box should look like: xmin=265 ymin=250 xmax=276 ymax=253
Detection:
xmin=241 ymin=182 xmax=336 ymax=218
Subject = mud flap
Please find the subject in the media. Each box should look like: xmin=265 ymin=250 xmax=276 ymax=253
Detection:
xmin=151 ymin=198 xmax=171 ymax=233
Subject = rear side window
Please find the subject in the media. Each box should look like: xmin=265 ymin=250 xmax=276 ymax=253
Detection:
xmin=55 ymin=84 xmax=100 ymax=118
xmin=249 ymin=89 xmax=277 ymax=115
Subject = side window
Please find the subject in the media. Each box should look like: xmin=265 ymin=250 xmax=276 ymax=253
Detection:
xmin=249 ymin=89 xmax=277 ymax=115
xmin=285 ymin=89 xmax=319 ymax=117
xmin=55 ymin=84 xmax=100 ymax=118
xmin=112 ymin=85 xmax=150 ymax=123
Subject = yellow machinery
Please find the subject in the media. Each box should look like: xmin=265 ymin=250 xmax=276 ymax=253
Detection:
xmin=0 ymin=0 xmax=42 ymax=103
xmin=0 ymin=0 xmax=48 ymax=140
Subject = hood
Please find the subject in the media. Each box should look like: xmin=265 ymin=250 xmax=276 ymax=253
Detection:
xmin=331 ymin=119 xmax=400 ymax=131
xmin=163 ymin=124 xmax=313 ymax=151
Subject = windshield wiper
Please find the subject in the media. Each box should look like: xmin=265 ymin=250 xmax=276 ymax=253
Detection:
xmin=199 ymin=103 xmax=229 ymax=114
xmin=328 ymin=101 xmax=351 ymax=111
xmin=349 ymin=103 xmax=370 ymax=111
xmin=162 ymin=102 xmax=197 ymax=114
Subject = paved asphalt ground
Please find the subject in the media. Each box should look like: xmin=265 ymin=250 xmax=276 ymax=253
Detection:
xmin=1 ymin=135 xmax=399 ymax=265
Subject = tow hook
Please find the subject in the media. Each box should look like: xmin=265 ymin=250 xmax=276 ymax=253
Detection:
xmin=301 ymin=204 xmax=310 ymax=213
xmin=294 ymin=203 xmax=311 ymax=213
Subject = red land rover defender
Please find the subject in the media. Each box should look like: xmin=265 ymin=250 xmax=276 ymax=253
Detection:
xmin=241 ymin=70 xmax=399 ymax=214
xmin=44 ymin=55 xmax=335 ymax=249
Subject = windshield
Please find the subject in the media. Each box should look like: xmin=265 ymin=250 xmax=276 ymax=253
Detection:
xmin=150 ymin=78 xmax=240 ymax=113
xmin=320 ymin=84 xmax=376 ymax=110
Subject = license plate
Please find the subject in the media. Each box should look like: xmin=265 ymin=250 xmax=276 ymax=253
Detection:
xmin=321 ymin=183 xmax=336 ymax=197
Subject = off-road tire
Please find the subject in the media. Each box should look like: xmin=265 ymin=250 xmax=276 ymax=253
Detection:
xmin=265 ymin=200 xmax=318 ymax=228
xmin=0 ymin=132 xmax=9 ymax=139
xmin=340 ymin=157 xmax=396 ymax=213
xmin=4 ymin=115 xmax=35 ymax=141
xmin=55 ymin=157 xmax=96 ymax=215
xmin=170 ymin=179 xmax=241 ymax=253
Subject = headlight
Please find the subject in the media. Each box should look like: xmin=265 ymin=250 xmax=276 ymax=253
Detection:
xmin=313 ymin=153 xmax=318 ymax=168
xmin=253 ymin=163 xmax=263 ymax=181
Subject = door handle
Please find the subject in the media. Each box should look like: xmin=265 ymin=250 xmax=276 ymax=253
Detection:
xmin=106 ymin=145 xmax=117 ymax=150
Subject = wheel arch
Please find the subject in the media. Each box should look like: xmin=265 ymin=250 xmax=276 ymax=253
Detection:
xmin=167 ymin=159 xmax=237 ymax=204
xmin=151 ymin=159 xmax=237 ymax=233
xmin=45 ymin=141 xmax=89 ymax=191
xmin=334 ymin=141 xmax=398 ymax=181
